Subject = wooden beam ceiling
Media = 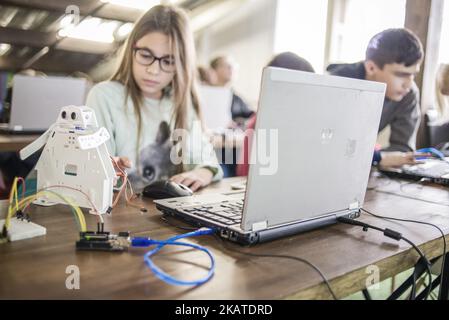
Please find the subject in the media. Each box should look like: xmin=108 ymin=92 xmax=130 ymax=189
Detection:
xmin=1 ymin=0 xmax=141 ymax=23
xmin=0 ymin=50 xmax=104 ymax=73
xmin=0 ymin=26 xmax=116 ymax=54
xmin=0 ymin=26 xmax=56 ymax=47
xmin=0 ymin=0 xmax=219 ymax=74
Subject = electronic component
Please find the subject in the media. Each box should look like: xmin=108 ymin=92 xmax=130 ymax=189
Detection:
xmin=76 ymin=223 xmax=130 ymax=252
xmin=19 ymin=106 xmax=116 ymax=214
xmin=0 ymin=217 xmax=46 ymax=242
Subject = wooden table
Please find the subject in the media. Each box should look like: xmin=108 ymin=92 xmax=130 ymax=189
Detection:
xmin=0 ymin=134 xmax=38 ymax=152
xmin=1 ymin=174 xmax=449 ymax=299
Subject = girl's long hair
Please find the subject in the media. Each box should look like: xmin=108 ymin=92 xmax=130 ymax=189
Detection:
xmin=111 ymin=5 xmax=202 ymax=163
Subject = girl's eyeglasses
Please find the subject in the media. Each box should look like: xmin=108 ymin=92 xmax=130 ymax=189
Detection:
xmin=133 ymin=46 xmax=176 ymax=73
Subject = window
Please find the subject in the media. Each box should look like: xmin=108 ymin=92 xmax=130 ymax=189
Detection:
xmin=274 ymin=0 xmax=328 ymax=72
xmin=329 ymin=0 xmax=406 ymax=64
xmin=438 ymin=0 xmax=449 ymax=64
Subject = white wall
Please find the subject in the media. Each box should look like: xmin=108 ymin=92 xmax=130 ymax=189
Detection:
xmin=195 ymin=0 xmax=278 ymax=108
xmin=274 ymin=0 xmax=328 ymax=73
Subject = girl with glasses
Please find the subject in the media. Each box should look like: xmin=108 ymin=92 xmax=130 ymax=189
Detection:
xmin=86 ymin=5 xmax=222 ymax=192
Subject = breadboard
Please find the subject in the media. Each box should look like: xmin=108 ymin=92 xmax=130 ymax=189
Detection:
xmin=0 ymin=217 xmax=46 ymax=242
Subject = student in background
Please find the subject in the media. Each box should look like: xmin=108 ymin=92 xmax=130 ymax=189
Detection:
xmin=236 ymin=51 xmax=426 ymax=177
xmin=197 ymin=66 xmax=217 ymax=86
xmin=267 ymin=52 xmax=315 ymax=73
xmin=327 ymin=28 xmax=424 ymax=153
xmin=210 ymin=56 xmax=254 ymax=127
xmin=86 ymin=5 xmax=222 ymax=192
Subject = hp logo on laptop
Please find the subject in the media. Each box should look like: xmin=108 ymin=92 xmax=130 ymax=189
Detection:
xmin=321 ymin=128 xmax=334 ymax=144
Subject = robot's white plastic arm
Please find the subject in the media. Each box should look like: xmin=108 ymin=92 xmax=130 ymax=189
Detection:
xmin=77 ymin=127 xmax=111 ymax=150
xmin=19 ymin=124 xmax=56 ymax=160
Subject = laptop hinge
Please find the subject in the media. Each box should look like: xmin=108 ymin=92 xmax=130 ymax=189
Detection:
xmin=349 ymin=201 xmax=360 ymax=210
xmin=252 ymin=220 xmax=268 ymax=231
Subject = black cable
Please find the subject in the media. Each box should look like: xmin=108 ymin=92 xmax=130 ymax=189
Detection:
xmin=400 ymin=236 xmax=432 ymax=300
xmin=160 ymin=215 xmax=338 ymax=299
xmin=212 ymin=234 xmax=338 ymax=300
xmin=409 ymin=266 xmax=417 ymax=300
xmin=362 ymin=208 xmax=446 ymax=300
xmin=337 ymin=216 xmax=433 ymax=300
xmin=369 ymin=171 xmax=449 ymax=298
xmin=159 ymin=211 xmax=437 ymax=300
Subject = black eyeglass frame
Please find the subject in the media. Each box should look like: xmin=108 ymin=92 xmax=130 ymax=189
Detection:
xmin=132 ymin=46 xmax=176 ymax=73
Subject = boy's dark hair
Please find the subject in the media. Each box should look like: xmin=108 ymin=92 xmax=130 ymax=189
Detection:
xmin=267 ymin=52 xmax=315 ymax=73
xmin=366 ymin=28 xmax=424 ymax=69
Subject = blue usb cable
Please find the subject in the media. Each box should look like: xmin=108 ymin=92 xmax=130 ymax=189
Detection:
xmin=131 ymin=228 xmax=216 ymax=286
xmin=416 ymin=147 xmax=446 ymax=161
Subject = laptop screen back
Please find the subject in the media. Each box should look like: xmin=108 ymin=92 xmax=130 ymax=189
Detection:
xmin=10 ymin=75 xmax=89 ymax=132
xmin=242 ymin=67 xmax=386 ymax=231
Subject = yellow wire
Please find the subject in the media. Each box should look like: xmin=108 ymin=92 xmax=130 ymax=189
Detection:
xmin=17 ymin=191 xmax=87 ymax=232
xmin=47 ymin=191 xmax=86 ymax=231
xmin=5 ymin=185 xmax=87 ymax=233
xmin=4 ymin=177 xmax=92 ymax=235
xmin=13 ymin=181 xmax=19 ymax=212
xmin=5 ymin=177 xmax=19 ymax=230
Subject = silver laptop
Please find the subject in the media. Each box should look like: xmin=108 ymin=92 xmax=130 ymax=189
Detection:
xmin=2 ymin=75 xmax=89 ymax=133
xmin=198 ymin=85 xmax=233 ymax=133
xmin=155 ymin=67 xmax=386 ymax=245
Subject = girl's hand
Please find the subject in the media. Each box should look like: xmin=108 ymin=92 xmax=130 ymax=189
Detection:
xmin=170 ymin=168 xmax=214 ymax=192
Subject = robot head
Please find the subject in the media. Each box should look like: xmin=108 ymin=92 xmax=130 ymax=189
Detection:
xmin=57 ymin=106 xmax=98 ymax=129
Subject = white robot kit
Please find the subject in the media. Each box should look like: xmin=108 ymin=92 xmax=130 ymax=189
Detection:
xmin=20 ymin=106 xmax=116 ymax=214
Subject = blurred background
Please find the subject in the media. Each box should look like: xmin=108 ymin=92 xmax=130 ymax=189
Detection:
xmin=0 ymin=0 xmax=448 ymax=145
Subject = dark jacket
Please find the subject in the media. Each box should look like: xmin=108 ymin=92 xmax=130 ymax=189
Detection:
xmin=231 ymin=92 xmax=254 ymax=121
xmin=327 ymin=62 xmax=421 ymax=152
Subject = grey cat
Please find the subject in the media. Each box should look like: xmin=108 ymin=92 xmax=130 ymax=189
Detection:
xmin=128 ymin=121 xmax=179 ymax=192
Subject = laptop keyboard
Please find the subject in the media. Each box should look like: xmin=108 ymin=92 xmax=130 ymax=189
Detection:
xmin=405 ymin=162 xmax=449 ymax=178
xmin=180 ymin=200 xmax=244 ymax=226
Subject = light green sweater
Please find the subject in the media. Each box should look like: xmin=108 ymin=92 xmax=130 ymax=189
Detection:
xmin=86 ymin=81 xmax=223 ymax=191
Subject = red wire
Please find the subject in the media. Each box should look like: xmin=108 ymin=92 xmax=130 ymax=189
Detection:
xmin=110 ymin=156 xmax=129 ymax=207
xmin=16 ymin=177 xmax=25 ymax=199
